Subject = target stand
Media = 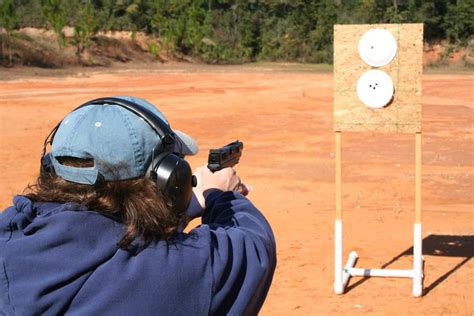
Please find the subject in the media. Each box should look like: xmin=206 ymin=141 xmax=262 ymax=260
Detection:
xmin=333 ymin=24 xmax=424 ymax=297
xmin=333 ymin=131 xmax=423 ymax=297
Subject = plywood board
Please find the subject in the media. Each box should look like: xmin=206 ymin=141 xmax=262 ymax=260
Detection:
xmin=333 ymin=24 xmax=423 ymax=133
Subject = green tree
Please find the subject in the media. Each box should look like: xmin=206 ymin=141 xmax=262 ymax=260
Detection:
xmin=42 ymin=0 xmax=67 ymax=48
xmin=72 ymin=0 xmax=97 ymax=64
xmin=309 ymin=0 xmax=337 ymax=63
xmin=0 ymin=0 xmax=19 ymax=65
xmin=150 ymin=1 xmax=206 ymax=55
xmin=444 ymin=0 xmax=474 ymax=45
xmin=16 ymin=0 xmax=46 ymax=28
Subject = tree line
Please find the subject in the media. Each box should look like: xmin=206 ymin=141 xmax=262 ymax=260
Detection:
xmin=1 ymin=0 xmax=473 ymax=64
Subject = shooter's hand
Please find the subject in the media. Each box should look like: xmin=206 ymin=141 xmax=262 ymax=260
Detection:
xmin=193 ymin=166 xmax=251 ymax=210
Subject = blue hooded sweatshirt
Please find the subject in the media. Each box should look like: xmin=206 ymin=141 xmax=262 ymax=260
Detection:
xmin=0 ymin=191 xmax=276 ymax=315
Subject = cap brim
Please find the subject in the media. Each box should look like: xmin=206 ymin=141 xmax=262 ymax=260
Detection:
xmin=173 ymin=130 xmax=198 ymax=155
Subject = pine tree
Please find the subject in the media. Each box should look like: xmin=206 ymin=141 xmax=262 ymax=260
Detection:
xmin=0 ymin=0 xmax=19 ymax=65
xmin=72 ymin=0 xmax=97 ymax=64
xmin=42 ymin=0 xmax=67 ymax=48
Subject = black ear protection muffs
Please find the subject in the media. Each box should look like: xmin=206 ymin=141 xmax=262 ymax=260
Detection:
xmin=40 ymin=97 xmax=194 ymax=214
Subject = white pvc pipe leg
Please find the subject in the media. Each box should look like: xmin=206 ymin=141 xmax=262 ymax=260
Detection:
xmin=334 ymin=220 xmax=344 ymax=294
xmin=413 ymin=223 xmax=423 ymax=297
xmin=342 ymin=251 xmax=358 ymax=287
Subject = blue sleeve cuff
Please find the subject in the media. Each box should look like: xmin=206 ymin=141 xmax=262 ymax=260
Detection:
xmin=204 ymin=190 xmax=225 ymax=209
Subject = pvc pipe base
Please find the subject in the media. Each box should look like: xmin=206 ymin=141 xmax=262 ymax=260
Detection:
xmin=334 ymin=221 xmax=424 ymax=297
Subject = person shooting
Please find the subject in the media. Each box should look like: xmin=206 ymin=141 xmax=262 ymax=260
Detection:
xmin=0 ymin=96 xmax=276 ymax=315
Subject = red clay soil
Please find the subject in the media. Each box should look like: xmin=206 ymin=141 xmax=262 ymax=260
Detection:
xmin=0 ymin=65 xmax=473 ymax=315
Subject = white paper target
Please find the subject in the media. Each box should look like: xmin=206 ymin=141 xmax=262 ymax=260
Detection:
xmin=356 ymin=70 xmax=394 ymax=109
xmin=358 ymin=29 xmax=397 ymax=67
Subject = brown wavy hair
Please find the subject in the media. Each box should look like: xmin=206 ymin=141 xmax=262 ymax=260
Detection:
xmin=24 ymin=157 xmax=185 ymax=248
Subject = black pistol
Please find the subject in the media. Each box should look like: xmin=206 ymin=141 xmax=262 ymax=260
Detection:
xmin=207 ymin=140 xmax=244 ymax=172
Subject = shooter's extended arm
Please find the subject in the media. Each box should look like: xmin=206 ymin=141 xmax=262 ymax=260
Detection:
xmin=207 ymin=140 xmax=244 ymax=172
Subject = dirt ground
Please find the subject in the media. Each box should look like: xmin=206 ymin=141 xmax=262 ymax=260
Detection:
xmin=0 ymin=64 xmax=473 ymax=315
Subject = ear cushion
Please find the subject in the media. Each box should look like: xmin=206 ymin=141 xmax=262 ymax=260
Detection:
xmin=150 ymin=153 xmax=193 ymax=213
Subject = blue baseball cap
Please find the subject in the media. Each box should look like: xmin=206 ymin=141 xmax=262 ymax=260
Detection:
xmin=50 ymin=96 xmax=198 ymax=185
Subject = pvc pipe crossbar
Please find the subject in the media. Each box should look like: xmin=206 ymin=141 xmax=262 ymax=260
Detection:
xmin=348 ymin=268 xmax=414 ymax=278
